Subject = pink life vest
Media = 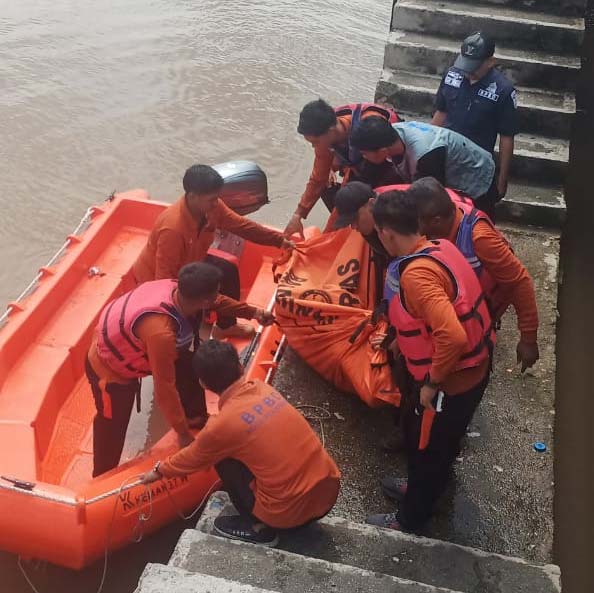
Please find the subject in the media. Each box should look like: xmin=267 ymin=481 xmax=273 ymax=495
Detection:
xmin=384 ymin=239 xmax=494 ymax=382
xmin=450 ymin=194 xmax=511 ymax=320
xmin=96 ymin=279 xmax=194 ymax=379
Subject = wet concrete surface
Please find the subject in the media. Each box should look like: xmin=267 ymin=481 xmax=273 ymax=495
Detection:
xmin=273 ymin=223 xmax=559 ymax=564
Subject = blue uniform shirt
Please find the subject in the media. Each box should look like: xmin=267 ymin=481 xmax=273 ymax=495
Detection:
xmin=435 ymin=67 xmax=518 ymax=153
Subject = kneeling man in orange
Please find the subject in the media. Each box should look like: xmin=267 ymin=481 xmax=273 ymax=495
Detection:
xmin=142 ymin=340 xmax=341 ymax=547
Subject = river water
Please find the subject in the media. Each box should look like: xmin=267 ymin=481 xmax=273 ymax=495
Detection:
xmin=0 ymin=0 xmax=392 ymax=590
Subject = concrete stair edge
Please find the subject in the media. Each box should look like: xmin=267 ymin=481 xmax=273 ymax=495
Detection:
xmin=193 ymin=492 xmax=562 ymax=593
xmin=392 ymin=0 xmax=583 ymax=58
xmin=319 ymin=516 xmax=562 ymax=591
xmin=383 ymin=30 xmax=580 ymax=92
xmin=402 ymin=0 xmax=586 ymax=19
xmin=135 ymin=563 xmax=281 ymax=593
xmin=393 ymin=0 xmax=585 ymax=30
xmin=170 ymin=529 xmax=466 ymax=593
xmin=385 ymin=30 xmax=581 ymax=69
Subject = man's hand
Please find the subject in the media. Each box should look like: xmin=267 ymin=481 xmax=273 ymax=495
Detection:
xmin=255 ymin=309 xmax=275 ymax=326
xmin=370 ymin=333 xmax=387 ymax=351
xmin=177 ymin=430 xmax=194 ymax=448
xmin=497 ymin=176 xmax=508 ymax=200
xmin=284 ymin=214 xmax=305 ymax=240
xmin=420 ymin=383 xmax=438 ymax=412
xmin=516 ymin=340 xmax=539 ymax=373
xmin=141 ymin=469 xmax=162 ymax=484
xmin=281 ymin=238 xmax=296 ymax=251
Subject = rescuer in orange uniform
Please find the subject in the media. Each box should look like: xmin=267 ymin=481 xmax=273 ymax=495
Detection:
xmin=284 ymin=99 xmax=401 ymax=238
xmin=86 ymin=262 xmax=273 ymax=477
xmin=133 ymin=164 xmax=293 ymax=338
xmin=367 ymin=190 xmax=493 ymax=532
xmin=142 ymin=340 xmax=341 ymax=547
xmin=412 ymin=177 xmax=539 ymax=372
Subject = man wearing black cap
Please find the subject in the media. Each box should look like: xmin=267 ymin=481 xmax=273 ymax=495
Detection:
xmin=335 ymin=181 xmax=390 ymax=258
xmin=432 ymin=32 xmax=518 ymax=202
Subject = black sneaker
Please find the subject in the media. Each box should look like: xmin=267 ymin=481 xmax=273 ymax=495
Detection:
xmin=213 ymin=515 xmax=279 ymax=547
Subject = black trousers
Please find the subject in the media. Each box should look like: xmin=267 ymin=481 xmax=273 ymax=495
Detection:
xmin=215 ymin=458 xmax=259 ymax=521
xmin=87 ymin=351 xmax=206 ymax=477
xmin=215 ymin=458 xmax=333 ymax=530
xmin=205 ymin=253 xmax=241 ymax=329
xmin=474 ymin=176 xmax=500 ymax=221
xmin=396 ymin=374 xmax=490 ymax=530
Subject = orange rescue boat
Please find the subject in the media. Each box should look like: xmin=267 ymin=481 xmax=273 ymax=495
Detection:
xmin=0 ymin=189 xmax=286 ymax=569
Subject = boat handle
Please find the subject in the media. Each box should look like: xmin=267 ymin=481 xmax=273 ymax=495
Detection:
xmin=0 ymin=475 xmax=36 ymax=491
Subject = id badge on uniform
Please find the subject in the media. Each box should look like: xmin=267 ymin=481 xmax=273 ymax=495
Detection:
xmin=445 ymin=70 xmax=463 ymax=89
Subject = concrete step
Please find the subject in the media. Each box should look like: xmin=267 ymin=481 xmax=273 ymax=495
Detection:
xmin=383 ymin=30 xmax=581 ymax=91
xmin=376 ymin=69 xmax=576 ymax=138
xmin=440 ymin=0 xmax=586 ymax=19
xmin=392 ymin=0 xmax=584 ymax=55
xmin=135 ymin=563 xmax=280 ymax=593
xmin=195 ymin=492 xmax=561 ymax=593
xmin=509 ymin=132 xmax=568 ymax=185
xmin=170 ymin=529 xmax=463 ymax=593
xmin=499 ymin=181 xmax=566 ymax=226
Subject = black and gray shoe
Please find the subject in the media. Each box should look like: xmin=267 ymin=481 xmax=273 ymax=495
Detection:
xmin=213 ymin=515 xmax=279 ymax=547
xmin=381 ymin=476 xmax=408 ymax=502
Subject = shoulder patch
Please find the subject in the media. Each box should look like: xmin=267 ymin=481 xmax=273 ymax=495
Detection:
xmin=444 ymin=70 xmax=463 ymax=89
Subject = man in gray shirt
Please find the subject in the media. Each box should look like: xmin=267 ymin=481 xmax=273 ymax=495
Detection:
xmin=351 ymin=118 xmax=499 ymax=218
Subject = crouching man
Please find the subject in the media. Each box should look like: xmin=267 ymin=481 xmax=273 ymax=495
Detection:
xmin=142 ymin=340 xmax=341 ymax=546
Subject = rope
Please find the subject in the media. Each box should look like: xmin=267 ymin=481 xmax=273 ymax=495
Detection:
xmin=164 ymin=478 xmax=222 ymax=521
xmin=295 ymin=404 xmax=333 ymax=447
xmin=17 ymin=472 xmax=219 ymax=593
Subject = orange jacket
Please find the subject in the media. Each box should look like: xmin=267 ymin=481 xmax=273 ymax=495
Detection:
xmin=399 ymin=238 xmax=490 ymax=395
xmin=133 ymin=196 xmax=285 ymax=284
xmin=449 ymin=209 xmax=538 ymax=343
xmin=159 ymin=378 xmax=341 ymax=528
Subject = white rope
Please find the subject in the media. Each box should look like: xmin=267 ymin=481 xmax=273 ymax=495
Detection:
xmin=164 ymin=478 xmax=222 ymax=521
xmin=295 ymin=404 xmax=333 ymax=447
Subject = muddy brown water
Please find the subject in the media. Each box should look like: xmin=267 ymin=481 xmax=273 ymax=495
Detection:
xmin=0 ymin=1 xmax=394 ymax=591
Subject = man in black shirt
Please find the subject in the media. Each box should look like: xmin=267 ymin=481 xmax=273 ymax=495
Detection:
xmin=432 ymin=32 xmax=518 ymax=201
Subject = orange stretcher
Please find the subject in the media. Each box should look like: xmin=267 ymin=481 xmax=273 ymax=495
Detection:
xmin=275 ymin=227 xmax=400 ymax=408
xmin=0 ymin=190 xmax=285 ymax=569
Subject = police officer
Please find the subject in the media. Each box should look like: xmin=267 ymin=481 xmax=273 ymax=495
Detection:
xmin=432 ymin=32 xmax=518 ymax=204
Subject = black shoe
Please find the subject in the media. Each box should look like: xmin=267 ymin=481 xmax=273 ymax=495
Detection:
xmin=213 ymin=515 xmax=279 ymax=547
xmin=381 ymin=476 xmax=408 ymax=502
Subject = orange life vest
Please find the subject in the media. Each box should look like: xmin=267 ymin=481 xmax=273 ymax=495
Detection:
xmin=96 ymin=279 xmax=194 ymax=379
xmin=450 ymin=194 xmax=511 ymax=320
xmin=384 ymin=239 xmax=494 ymax=382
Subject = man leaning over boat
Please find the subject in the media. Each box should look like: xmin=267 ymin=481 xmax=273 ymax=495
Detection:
xmin=132 ymin=164 xmax=294 ymax=339
xmin=86 ymin=262 xmax=273 ymax=477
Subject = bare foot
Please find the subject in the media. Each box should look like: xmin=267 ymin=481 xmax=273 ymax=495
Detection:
xmin=213 ymin=322 xmax=256 ymax=339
